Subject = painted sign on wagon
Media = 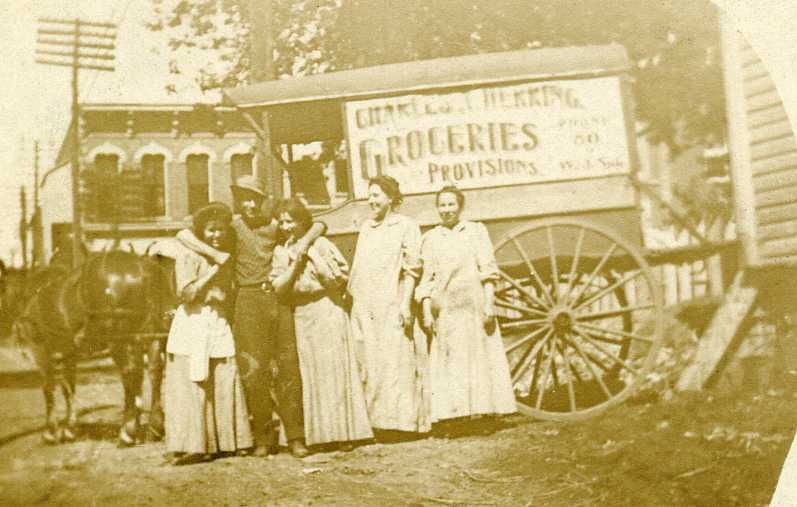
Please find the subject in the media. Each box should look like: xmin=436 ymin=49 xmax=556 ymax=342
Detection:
xmin=344 ymin=76 xmax=631 ymax=198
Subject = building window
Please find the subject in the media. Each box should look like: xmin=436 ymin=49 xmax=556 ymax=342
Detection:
xmin=283 ymin=140 xmax=349 ymax=206
xmin=141 ymin=154 xmax=166 ymax=217
xmin=230 ymin=153 xmax=253 ymax=181
xmin=186 ymin=154 xmax=209 ymax=214
xmin=93 ymin=154 xmax=119 ymax=221
xmin=86 ymin=152 xmax=164 ymax=223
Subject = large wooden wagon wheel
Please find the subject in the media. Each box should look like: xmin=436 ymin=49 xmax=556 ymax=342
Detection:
xmin=493 ymin=218 xmax=663 ymax=421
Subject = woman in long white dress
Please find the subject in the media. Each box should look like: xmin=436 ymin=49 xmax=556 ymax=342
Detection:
xmin=348 ymin=176 xmax=431 ymax=433
xmin=270 ymin=198 xmax=373 ymax=448
xmin=418 ymin=185 xmax=516 ymax=423
xmin=164 ymin=202 xmax=253 ymax=465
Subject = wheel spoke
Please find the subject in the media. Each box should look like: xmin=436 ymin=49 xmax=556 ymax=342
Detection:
xmin=558 ymin=341 xmax=578 ymax=412
xmin=495 ymin=298 xmax=548 ymax=318
xmin=500 ymin=318 xmax=549 ymax=331
xmin=535 ymin=338 xmax=558 ymax=409
xmin=546 ymin=226 xmax=560 ymax=302
xmin=498 ymin=270 xmax=550 ymax=310
xmin=527 ymin=344 xmax=544 ymax=397
xmin=550 ymin=344 xmax=561 ymax=392
xmin=574 ymin=270 xmax=643 ymax=311
xmin=573 ymin=327 xmax=640 ymax=377
xmin=512 ymin=327 xmax=553 ymax=384
xmin=556 ymin=341 xmax=585 ymax=383
xmin=505 ymin=325 xmax=550 ymax=354
xmin=511 ymin=237 xmax=555 ymax=306
xmin=577 ymin=322 xmax=654 ymax=344
xmin=563 ymin=333 xmax=613 ymax=400
xmin=575 ymin=303 xmax=654 ymax=322
xmin=572 ymin=331 xmax=623 ymax=346
xmin=562 ymin=227 xmax=586 ymax=304
xmin=566 ymin=243 xmax=618 ymax=307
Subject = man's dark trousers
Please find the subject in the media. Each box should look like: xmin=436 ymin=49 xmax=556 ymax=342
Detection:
xmin=233 ymin=286 xmax=304 ymax=443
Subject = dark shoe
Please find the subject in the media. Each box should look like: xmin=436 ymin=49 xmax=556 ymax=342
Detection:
xmin=288 ymin=439 xmax=310 ymax=458
xmin=161 ymin=452 xmax=183 ymax=465
xmin=172 ymin=453 xmax=212 ymax=466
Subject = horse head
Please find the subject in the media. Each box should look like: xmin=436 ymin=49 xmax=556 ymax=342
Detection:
xmin=80 ymin=250 xmax=152 ymax=337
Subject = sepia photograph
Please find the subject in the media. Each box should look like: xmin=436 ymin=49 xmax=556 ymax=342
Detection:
xmin=0 ymin=0 xmax=795 ymax=505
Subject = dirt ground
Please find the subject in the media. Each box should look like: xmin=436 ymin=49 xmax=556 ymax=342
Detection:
xmin=0 ymin=365 xmax=794 ymax=507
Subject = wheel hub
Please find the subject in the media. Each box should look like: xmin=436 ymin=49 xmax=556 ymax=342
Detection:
xmin=551 ymin=308 xmax=574 ymax=336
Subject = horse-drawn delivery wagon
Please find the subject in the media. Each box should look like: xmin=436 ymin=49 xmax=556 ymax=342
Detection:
xmin=222 ymin=43 xmax=665 ymax=421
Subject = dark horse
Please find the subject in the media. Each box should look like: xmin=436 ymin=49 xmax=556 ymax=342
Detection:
xmin=12 ymin=249 xmax=175 ymax=445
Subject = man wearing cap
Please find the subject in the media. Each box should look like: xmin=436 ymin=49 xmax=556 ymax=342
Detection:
xmin=177 ymin=175 xmax=323 ymax=458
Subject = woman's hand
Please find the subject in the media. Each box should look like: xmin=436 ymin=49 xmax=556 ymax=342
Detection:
xmin=399 ymin=304 xmax=414 ymax=335
xmin=483 ymin=302 xmax=497 ymax=334
xmin=421 ymin=298 xmax=435 ymax=334
xmin=483 ymin=282 xmax=497 ymax=333
xmin=180 ymin=264 xmax=220 ymax=303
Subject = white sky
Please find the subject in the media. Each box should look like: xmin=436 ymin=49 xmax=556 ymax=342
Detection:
xmin=0 ymin=0 xmax=205 ymax=266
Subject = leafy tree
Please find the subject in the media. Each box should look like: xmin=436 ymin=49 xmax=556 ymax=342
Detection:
xmin=148 ymin=0 xmax=724 ymax=154
xmin=147 ymin=0 xmax=338 ymax=86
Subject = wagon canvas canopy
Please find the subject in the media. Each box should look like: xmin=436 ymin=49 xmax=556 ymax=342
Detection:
xmin=222 ymin=44 xmax=629 ymax=145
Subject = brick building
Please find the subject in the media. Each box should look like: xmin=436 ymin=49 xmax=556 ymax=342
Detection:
xmin=41 ymin=102 xmax=258 ymax=257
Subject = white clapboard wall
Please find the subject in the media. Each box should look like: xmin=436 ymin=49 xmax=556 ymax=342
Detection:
xmin=726 ymin=24 xmax=797 ymax=268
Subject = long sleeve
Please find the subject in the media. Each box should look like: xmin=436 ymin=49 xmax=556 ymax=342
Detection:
xmin=474 ymin=222 xmax=499 ymax=283
xmin=176 ymin=229 xmax=230 ymax=265
xmin=269 ymin=245 xmax=291 ymax=284
xmin=270 ymin=243 xmax=328 ymax=295
xmin=308 ymin=238 xmax=349 ymax=289
xmin=415 ymin=231 xmax=436 ymax=302
xmin=174 ymin=251 xmax=203 ymax=300
xmin=400 ymin=218 xmax=423 ymax=280
xmin=346 ymin=223 xmax=367 ymax=295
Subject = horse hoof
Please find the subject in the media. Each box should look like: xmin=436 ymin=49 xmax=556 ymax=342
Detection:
xmin=118 ymin=424 xmax=137 ymax=447
xmin=62 ymin=427 xmax=76 ymax=442
xmin=147 ymin=425 xmax=164 ymax=442
xmin=148 ymin=410 xmax=165 ymax=442
xmin=42 ymin=429 xmax=59 ymax=445
xmin=118 ymin=431 xmax=136 ymax=447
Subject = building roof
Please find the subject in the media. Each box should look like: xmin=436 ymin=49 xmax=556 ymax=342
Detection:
xmin=223 ymin=44 xmax=629 ymax=108
xmin=76 ymin=102 xmax=230 ymax=112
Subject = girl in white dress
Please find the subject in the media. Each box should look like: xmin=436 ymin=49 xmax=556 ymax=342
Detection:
xmin=164 ymin=202 xmax=253 ymax=464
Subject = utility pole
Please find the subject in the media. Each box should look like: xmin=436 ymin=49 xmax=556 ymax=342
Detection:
xmin=19 ymin=187 xmax=28 ymax=270
xmin=35 ymin=17 xmax=116 ymax=268
xmin=31 ymin=141 xmax=44 ymax=268
xmin=245 ymin=0 xmax=282 ymax=199
xmin=247 ymin=0 xmax=274 ymax=83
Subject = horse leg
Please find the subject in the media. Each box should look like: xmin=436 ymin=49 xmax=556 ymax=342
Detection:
xmin=42 ymin=373 xmax=59 ymax=445
xmin=112 ymin=342 xmax=143 ymax=446
xmin=59 ymin=356 xmax=78 ymax=442
xmin=146 ymin=338 xmax=165 ymax=441
xmin=27 ymin=338 xmax=59 ymax=445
